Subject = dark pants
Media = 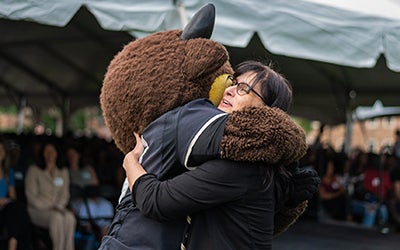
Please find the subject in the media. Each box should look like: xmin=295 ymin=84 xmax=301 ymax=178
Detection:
xmin=321 ymin=194 xmax=347 ymax=220
xmin=0 ymin=200 xmax=33 ymax=250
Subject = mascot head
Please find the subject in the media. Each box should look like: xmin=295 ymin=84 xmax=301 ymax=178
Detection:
xmin=100 ymin=4 xmax=233 ymax=153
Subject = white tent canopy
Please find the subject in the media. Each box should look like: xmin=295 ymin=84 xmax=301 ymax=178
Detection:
xmin=1 ymin=0 xmax=400 ymax=128
xmin=353 ymin=100 xmax=400 ymax=121
xmin=2 ymin=0 xmax=400 ymax=72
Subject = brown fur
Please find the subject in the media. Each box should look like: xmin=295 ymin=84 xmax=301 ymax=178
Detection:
xmin=221 ymin=106 xmax=307 ymax=165
xmin=274 ymin=201 xmax=308 ymax=236
xmin=100 ymin=30 xmax=233 ymax=153
xmin=100 ymin=27 xmax=308 ymax=237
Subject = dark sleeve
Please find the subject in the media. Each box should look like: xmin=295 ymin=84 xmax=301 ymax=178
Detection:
xmin=176 ymin=99 xmax=227 ymax=168
xmin=132 ymin=159 xmax=245 ymax=221
xmin=141 ymin=99 xmax=226 ymax=179
xmin=185 ymin=114 xmax=227 ymax=167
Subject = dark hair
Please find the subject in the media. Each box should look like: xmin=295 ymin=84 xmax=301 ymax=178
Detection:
xmin=365 ymin=152 xmax=380 ymax=170
xmin=0 ymin=140 xmax=11 ymax=181
xmin=233 ymin=60 xmax=292 ymax=112
xmin=36 ymin=140 xmax=64 ymax=170
xmin=64 ymin=145 xmax=91 ymax=169
xmin=234 ymin=60 xmax=294 ymax=196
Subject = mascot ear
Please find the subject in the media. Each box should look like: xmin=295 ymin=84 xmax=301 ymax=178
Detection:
xmin=180 ymin=3 xmax=215 ymax=40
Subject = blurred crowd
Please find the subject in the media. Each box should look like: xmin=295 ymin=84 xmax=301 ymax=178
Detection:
xmin=0 ymin=131 xmax=124 ymax=250
xmin=304 ymin=129 xmax=400 ymax=234
xmin=1 ymin=128 xmax=400 ymax=249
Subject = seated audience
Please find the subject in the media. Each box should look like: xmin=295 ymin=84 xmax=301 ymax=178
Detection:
xmin=25 ymin=140 xmax=75 ymax=250
xmin=351 ymin=152 xmax=392 ymax=228
xmin=0 ymin=139 xmax=33 ymax=250
xmin=389 ymin=155 xmax=400 ymax=231
xmin=319 ymin=157 xmax=348 ymax=220
xmin=66 ymin=146 xmax=114 ymax=240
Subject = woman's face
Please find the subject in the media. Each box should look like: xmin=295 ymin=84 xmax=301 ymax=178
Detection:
xmin=66 ymin=148 xmax=79 ymax=164
xmin=43 ymin=144 xmax=58 ymax=164
xmin=217 ymin=71 xmax=265 ymax=113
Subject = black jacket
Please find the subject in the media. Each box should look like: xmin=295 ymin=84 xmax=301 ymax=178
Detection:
xmin=100 ymin=98 xmax=307 ymax=249
xmin=133 ymin=158 xmax=274 ymax=250
xmin=99 ymin=99 xmax=229 ymax=250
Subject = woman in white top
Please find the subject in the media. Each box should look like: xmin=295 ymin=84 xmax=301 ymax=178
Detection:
xmin=25 ymin=140 xmax=76 ymax=250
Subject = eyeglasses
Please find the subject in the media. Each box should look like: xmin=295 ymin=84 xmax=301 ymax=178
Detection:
xmin=226 ymin=75 xmax=266 ymax=104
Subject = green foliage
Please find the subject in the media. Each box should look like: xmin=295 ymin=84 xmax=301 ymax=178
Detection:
xmin=0 ymin=105 xmax=17 ymax=114
xmin=70 ymin=110 xmax=86 ymax=131
xmin=42 ymin=111 xmax=57 ymax=132
xmin=293 ymin=116 xmax=312 ymax=133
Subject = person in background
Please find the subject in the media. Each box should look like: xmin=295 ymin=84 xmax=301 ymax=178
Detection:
xmin=0 ymin=139 xmax=33 ymax=250
xmin=66 ymin=145 xmax=114 ymax=240
xmin=7 ymin=140 xmax=27 ymax=204
xmin=387 ymin=154 xmax=400 ymax=231
xmin=25 ymin=140 xmax=76 ymax=250
xmin=319 ymin=157 xmax=348 ymax=221
xmin=394 ymin=129 xmax=400 ymax=159
xmin=351 ymin=152 xmax=392 ymax=229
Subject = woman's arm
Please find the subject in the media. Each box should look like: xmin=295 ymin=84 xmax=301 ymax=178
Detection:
xmin=124 ymin=134 xmax=247 ymax=221
xmin=8 ymin=186 xmax=17 ymax=200
xmin=25 ymin=166 xmax=53 ymax=209
xmin=131 ymin=160 xmax=246 ymax=221
xmin=88 ymin=165 xmax=100 ymax=186
xmin=7 ymin=169 xmax=17 ymax=200
xmin=55 ymin=168 xmax=71 ymax=209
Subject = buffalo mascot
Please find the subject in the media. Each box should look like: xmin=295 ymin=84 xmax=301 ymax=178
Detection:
xmin=99 ymin=4 xmax=319 ymax=250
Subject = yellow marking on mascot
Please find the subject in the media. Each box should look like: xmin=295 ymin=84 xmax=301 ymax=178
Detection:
xmin=208 ymin=74 xmax=232 ymax=106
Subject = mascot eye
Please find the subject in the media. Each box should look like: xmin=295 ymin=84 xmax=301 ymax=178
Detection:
xmin=225 ymin=75 xmax=234 ymax=87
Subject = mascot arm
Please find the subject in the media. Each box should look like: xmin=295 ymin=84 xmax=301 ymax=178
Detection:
xmin=219 ymin=105 xmax=311 ymax=236
xmin=184 ymin=114 xmax=227 ymax=168
xmin=174 ymin=99 xmax=227 ymax=169
xmin=160 ymin=101 xmax=307 ymax=170
xmin=182 ymin=101 xmax=308 ymax=168
xmin=220 ymin=105 xmax=307 ymax=165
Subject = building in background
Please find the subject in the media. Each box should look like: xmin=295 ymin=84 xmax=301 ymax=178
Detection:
xmin=1 ymin=108 xmax=399 ymax=154
xmin=307 ymin=116 xmax=400 ymax=154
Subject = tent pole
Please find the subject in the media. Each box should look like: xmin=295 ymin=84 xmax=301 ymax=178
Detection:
xmin=61 ymin=97 xmax=70 ymax=137
xmin=16 ymin=97 xmax=26 ymax=135
xmin=344 ymin=109 xmax=353 ymax=155
xmin=174 ymin=0 xmax=188 ymax=27
xmin=344 ymin=90 xmax=357 ymax=155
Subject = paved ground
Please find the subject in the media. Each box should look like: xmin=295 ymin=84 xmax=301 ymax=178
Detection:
xmin=274 ymin=219 xmax=400 ymax=250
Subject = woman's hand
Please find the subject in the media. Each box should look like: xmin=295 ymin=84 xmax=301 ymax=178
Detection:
xmin=0 ymin=197 xmax=11 ymax=207
xmin=124 ymin=133 xmax=147 ymax=191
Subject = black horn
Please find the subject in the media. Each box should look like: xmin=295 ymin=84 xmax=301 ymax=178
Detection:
xmin=180 ymin=3 xmax=215 ymax=40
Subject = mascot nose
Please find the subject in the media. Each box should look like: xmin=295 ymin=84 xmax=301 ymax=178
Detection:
xmin=180 ymin=3 xmax=215 ymax=40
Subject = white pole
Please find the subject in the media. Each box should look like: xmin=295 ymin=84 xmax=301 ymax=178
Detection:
xmin=344 ymin=109 xmax=353 ymax=155
xmin=175 ymin=0 xmax=188 ymax=28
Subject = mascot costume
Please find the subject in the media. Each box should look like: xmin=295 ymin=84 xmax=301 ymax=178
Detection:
xmin=99 ymin=4 xmax=319 ymax=249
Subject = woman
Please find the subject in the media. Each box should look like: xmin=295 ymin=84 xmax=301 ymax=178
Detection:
xmin=122 ymin=61 xmax=317 ymax=249
xmin=351 ymin=152 xmax=392 ymax=228
xmin=66 ymin=146 xmax=114 ymax=240
xmin=25 ymin=140 xmax=76 ymax=250
xmin=0 ymin=140 xmax=33 ymax=250
xmin=319 ymin=158 xmax=348 ymax=220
